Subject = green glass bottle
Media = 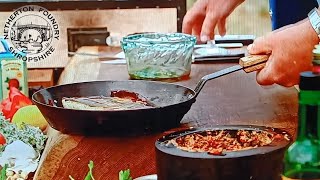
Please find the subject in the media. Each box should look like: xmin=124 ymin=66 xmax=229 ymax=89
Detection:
xmin=282 ymin=48 xmax=320 ymax=179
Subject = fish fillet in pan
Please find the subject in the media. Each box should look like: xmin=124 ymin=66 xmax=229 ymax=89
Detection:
xmin=62 ymin=96 xmax=152 ymax=110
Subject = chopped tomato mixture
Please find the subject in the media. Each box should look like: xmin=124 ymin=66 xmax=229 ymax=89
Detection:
xmin=170 ymin=129 xmax=286 ymax=156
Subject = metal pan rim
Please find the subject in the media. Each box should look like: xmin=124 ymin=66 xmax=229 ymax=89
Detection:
xmin=32 ymin=80 xmax=196 ymax=112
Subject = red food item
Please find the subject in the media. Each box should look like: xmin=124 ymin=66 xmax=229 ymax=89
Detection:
xmin=208 ymin=148 xmax=223 ymax=155
xmin=110 ymin=90 xmax=148 ymax=104
xmin=273 ymin=134 xmax=284 ymax=140
xmin=8 ymin=79 xmax=20 ymax=89
xmin=0 ymin=97 xmax=11 ymax=111
xmin=0 ymin=133 xmax=6 ymax=145
xmin=1 ymin=87 xmax=32 ymax=120
xmin=9 ymin=86 xmax=27 ymax=101
xmin=1 ymin=98 xmax=12 ymax=119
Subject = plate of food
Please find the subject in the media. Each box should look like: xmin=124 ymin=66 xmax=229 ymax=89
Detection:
xmin=0 ymin=87 xmax=48 ymax=180
xmin=133 ymin=174 xmax=157 ymax=180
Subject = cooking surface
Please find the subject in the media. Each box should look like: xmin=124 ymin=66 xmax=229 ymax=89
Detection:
xmin=34 ymin=46 xmax=298 ymax=180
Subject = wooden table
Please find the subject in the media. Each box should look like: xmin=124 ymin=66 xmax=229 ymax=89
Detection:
xmin=34 ymin=46 xmax=298 ymax=180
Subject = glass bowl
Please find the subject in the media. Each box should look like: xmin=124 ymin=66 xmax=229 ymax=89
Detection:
xmin=121 ymin=33 xmax=196 ymax=80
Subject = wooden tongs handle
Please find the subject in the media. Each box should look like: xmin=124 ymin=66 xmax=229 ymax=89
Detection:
xmin=239 ymin=55 xmax=269 ymax=73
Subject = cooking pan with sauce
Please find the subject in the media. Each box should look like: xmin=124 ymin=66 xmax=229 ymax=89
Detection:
xmin=32 ymin=55 xmax=268 ymax=135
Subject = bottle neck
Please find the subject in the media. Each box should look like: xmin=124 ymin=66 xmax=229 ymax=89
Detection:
xmin=297 ymin=90 xmax=320 ymax=140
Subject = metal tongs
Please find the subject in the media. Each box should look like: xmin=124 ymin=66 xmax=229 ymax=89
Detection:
xmin=193 ymin=54 xmax=269 ymax=97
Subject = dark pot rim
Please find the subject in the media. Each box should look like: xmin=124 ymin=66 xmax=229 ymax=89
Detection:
xmin=155 ymin=125 xmax=292 ymax=159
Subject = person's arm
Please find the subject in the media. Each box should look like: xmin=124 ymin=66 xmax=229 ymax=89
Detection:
xmin=182 ymin=0 xmax=245 ymax=42
xmin=247 ymin=8 xmax=320 ymax=87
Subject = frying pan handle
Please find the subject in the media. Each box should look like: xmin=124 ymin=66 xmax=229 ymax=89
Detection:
xmin=239 ymin=55 xmax=269 ymax=73
xmin=193 ymin=55 xmax=269 ymax=97
xmin=193 ymin=65 xmax=243 ymax=97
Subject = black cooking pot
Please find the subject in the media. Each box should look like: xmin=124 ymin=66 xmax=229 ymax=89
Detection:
xmin=155 ymin=125 xmax=292 ymax=180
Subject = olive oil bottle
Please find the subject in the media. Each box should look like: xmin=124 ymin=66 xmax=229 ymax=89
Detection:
xmin=282 ymin=47 xmax=320 ymax=179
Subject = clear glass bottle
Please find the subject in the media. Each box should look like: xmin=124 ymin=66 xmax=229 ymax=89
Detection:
xmin=0 ymin=38 xmax=28 ymax=100
xmin=282 ymin=46 xmax=320 ymax=179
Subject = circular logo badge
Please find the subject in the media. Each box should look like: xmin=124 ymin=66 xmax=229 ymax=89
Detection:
xmin=3 ymin=5 xmax=60 ymax=62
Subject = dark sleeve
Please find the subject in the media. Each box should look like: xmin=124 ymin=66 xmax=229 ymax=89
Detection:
xmin=269 ymin=0 xmax=319 ymax=30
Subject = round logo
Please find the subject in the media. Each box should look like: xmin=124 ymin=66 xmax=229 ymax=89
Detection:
xmin=3 ymin=5 xmax=60 ymax=62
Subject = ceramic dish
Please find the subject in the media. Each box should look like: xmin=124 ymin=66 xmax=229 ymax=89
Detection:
xmin=134 ymin=174 xmax=157 ymax=180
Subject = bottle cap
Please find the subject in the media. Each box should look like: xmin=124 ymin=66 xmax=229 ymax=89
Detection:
xmin=0 ymin=38 xmax=15 ymax=59
xmin=300 ymin=71 xmax=320 ymax=90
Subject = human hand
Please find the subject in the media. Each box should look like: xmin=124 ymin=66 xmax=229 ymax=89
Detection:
xmin=182 ymin=0 xmax=245 ymax=42
xmin=247 ymin=20 xmax=319 ymax=87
